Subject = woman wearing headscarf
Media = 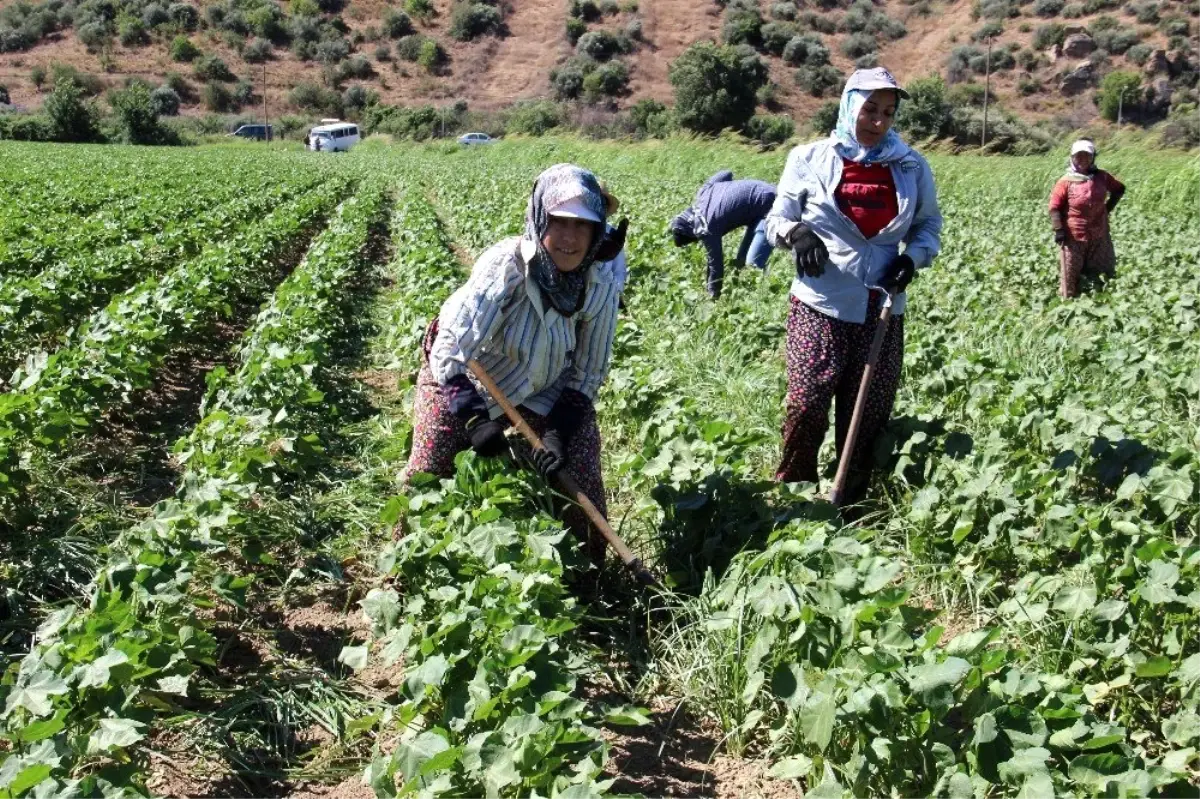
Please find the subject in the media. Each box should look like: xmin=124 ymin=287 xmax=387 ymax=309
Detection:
xmin=404 ymin=164 xmax=625 ymax=567
xmin=766 ymin=67 xmax=943 ymax=508
xmin=1049 ymin=139 xmax=1125 ymax=299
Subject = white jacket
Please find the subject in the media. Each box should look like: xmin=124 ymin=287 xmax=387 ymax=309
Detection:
xmin=766 ymin=138 xmax=943 ymax=323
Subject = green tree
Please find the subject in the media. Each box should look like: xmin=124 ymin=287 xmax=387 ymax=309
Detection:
xmin=44 ymin=77 xmax=99 ymax=142
xmin=669 ymin=41 xmax=767 ymax=135
xmin=110 ymin=81 xmax=162 ymax=144
xmin=1097 ymin=71 xmax=1142 ymax=122
xmin=896 ymin=74 xmax=952 ymax=140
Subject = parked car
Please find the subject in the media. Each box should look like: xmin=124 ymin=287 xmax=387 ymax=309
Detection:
xmin=230 ymin=123 xmax=273 ymax=141
xmin=457 ymin=132 xmax=496 ymax=146
xmin=306 ymin=121 xmax=360 ymax=152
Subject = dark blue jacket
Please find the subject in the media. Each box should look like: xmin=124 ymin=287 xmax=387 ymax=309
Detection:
xmin=694 ymin=171 xmax=777 ymax=238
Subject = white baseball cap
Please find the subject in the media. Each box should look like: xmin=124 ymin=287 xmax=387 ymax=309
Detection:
xmin=548 ymin=197 xmax=602 ymax=223
xmin=1071 ymin=139 xmax=1097 ymax=156
xmin=845 ymin=67 xmax=910 ymax=99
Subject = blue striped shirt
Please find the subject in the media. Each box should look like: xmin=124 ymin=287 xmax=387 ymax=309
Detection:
xmin=430 ymin=236 xmax=621 ymax=419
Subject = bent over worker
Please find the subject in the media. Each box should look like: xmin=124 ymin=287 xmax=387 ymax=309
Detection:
xmin=767 ymin=67 xmax=942 ymax=509
xmin=669 ymin=171 xmax=776 ymax=299
xmin=402 ymin=164 xmax=626 ymax=568
xmin=1049 ymin=139 xmax=1125 ymax=299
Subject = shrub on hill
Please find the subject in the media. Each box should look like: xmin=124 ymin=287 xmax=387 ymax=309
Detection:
xmin=723 ymin=0 xmax=764 ymax=47
xmin=194 ymin=55 xmax=235 ymax=82
xmin=745 ymin=113 xmax=794 ymax=145
xmin=783 ymin=33 xmax=830 ymax=66
xmin=794 ymin=63 xmax=842 ymax=96
xmin=449 ymin=2 xmax=503 ymax=41
xmin=383 ymin=9 xmax=414 ymax=38
xmin=243 ymin=38 xmax=273 ymax=63
xmin=170 ymin=35 xmax=201 ymax=62
xmin=670 ymin=41 xmax=767 ymax=134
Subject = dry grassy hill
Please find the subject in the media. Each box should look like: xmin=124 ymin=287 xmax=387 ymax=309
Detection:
xmin=0 ymin=0 xmax=1194 ymax=133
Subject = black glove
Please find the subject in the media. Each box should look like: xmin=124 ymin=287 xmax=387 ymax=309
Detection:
xmin=882 ymin=254 xmax=916 ymax=294
xmin=465 ymin=416 xmax=508 ymax=457
xmin=788 ymin=225 xmax=828 ymax=278
xmin=594 ymin=218 xmax=628 ymax=262
xmin=531 ymin=429 xmax=566 ymax=477
xmin=1053 ymin=228 xmax=1069 ymax=245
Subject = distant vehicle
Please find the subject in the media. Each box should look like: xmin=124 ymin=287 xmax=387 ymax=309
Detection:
xmin=307 ymin=121 xmax=360 ymax=153
xmin=457 ymin=132 xmax=496 ymax=146
xmin=230 ymin=123 xmax=273 ymax=141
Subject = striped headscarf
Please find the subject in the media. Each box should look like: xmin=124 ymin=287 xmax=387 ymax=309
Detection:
xmin=523 ymin=164 xmax=608 ymax=316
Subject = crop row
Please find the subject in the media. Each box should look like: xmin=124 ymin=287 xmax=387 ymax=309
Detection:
xmin=0 ymin=145 xmax=329 ymax=267
xmin=0 ymin=181 xmax=348 ymax=525
xmin=0 ymin=184 xmax=390 ymax=798
xmin=347 ymin=190 xmax=627 ymax=797
xmin=0 ymin=175 xmax=327 ymax=374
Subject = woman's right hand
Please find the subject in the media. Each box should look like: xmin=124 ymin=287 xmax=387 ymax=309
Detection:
xmin=788 ymin=225 xmax=829 ymax=278
xmin=1053 ymin=229 xmax=1069 ymax=245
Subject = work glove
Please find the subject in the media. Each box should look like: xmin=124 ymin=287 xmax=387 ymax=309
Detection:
xmin=788 ymin=225 xmax=828 ymax=278
xmin=882 ymin=254 xmax=917 ymax=294
xmin=465 ymin=416 xmax=509 ymax=457
xmin=531 ymin=429 xmax=567 ymax=477
xmin=594 ymin=218 xmax=628 ymax=262
xmin=1053 ymin=228 xmax=1069 ymax=245
xmin=1105 ymin=196 xmax=1121 ymax=213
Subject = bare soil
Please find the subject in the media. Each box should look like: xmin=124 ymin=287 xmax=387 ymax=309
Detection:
xmin=604 ymin=698 xmax=805 ymax=799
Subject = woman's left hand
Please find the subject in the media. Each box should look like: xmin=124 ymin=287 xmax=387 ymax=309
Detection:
xmin=882 ymin=254 xmax=916 ymax=294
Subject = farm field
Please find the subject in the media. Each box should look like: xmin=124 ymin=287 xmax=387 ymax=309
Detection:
xmin=0 ymin=137 xmax=1197 ymax=799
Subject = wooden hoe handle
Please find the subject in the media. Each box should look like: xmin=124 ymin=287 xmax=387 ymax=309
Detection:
xmin=829 ymin=294 xmax=894 ymax=508
xmin=467 ymin=359 xmax=658 ymax=587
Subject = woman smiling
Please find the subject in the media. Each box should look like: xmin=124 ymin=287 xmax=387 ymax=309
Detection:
xmin=403 ymin=164 xmax=625 ymax=568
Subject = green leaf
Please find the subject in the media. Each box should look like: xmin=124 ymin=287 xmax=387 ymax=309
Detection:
xmin=87 ymin=717 xmax=146 ymax=754
xmin=1053 ymin=584 xmax=1097 ymax=619
xmin=4 ymin=670 xmax=69 ymax=718
xmin=908 ymin=657 xmax=971 ymax=698
xmin=8 ymin=764 xmax=52 ymax=796
xmin=1140 ymin=560 xmax=1181 ymax=605
xmin=1090 ymin=599 xmax=1127 ymax=622
xmin=603 ymin=706 xmax=652 ymax=726
xmin=800 ymin=693 xmax=836 ymax=753
xmin=1069 ymin=753 xmax=1136 ymax=787
xmin=973 ymin=712 xmax=998 ymax=745
xmin=155 ymin=674 xmax=190 ymax=696
xmin=767 ymin=754 xmax=813 ymax=779
xmin=395 ymin=730 xmax=450 ymax=789
xmin=1135 ymin=655 xmax=1173 ymax=678
xmin=338 ymin=645 xmax=369 ymax=672
xmin=15 ymin=712 xmax=65 ymax=744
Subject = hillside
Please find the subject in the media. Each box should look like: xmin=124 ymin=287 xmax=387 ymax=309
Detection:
xmin=0 ymin=0 xmax=1195 ymax=134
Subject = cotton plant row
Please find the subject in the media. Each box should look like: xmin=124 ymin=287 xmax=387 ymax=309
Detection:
xmin=0 ymin=184 xmax=390 ymax=798
xmin=343 ymin=191 xmax=635 ymax=798
xmin=0 ymin=145 xmax=330 ymax=280
xmin=0 ymin=173 xmax=325 ymax=371
xmin=0 ymin=181 xmax=347 ymax=523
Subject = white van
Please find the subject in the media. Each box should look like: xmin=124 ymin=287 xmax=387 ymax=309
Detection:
xmin=307 ymin=121 xmax=360 ymax=152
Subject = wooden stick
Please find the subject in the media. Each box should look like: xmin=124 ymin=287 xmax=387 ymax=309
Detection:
xmin=467 ymin=359 xmax=658 ymax=587
xmin=829 ymin=294 xmax=894 ymax=508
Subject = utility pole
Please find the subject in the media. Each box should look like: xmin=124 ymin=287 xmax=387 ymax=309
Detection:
xmin=982 ymin=35 xmax=992 ymax=149
xmin=262 ymin=63 xmax=269 ymax=143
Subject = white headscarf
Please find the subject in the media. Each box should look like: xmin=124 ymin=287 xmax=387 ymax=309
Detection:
xmin=831 ymin=87 xmax=910 ymax=164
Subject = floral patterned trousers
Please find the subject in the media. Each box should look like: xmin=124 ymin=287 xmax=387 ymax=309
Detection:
xmin=777 ymin=294 xmax=904 ymax=508
xmin=404 ymin=360 xmax=609 ymax=568
xmin=1059 ymin=235 xmax=1116 ymax=299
